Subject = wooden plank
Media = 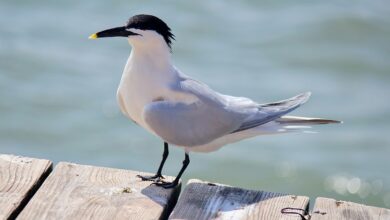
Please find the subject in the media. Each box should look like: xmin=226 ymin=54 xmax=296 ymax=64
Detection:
xmin=17 ymin=162 xmax=181 ymax=220
xmin=169 ymin=179 xmax=309 ymax=220
xmin=311 ymin=197 xmax=390 ymax=220
xmin=0 ymin=154 xmax=52 ymax=219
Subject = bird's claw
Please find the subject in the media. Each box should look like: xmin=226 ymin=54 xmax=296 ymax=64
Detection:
xmin=151 ymin=181 xmax=179 ymax=189
xmin=137 ymin=174 xmax=165 ymax=183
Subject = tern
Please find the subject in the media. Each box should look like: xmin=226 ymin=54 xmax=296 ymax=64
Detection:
xmin=89 ymin=14 xmax=340 ymax=188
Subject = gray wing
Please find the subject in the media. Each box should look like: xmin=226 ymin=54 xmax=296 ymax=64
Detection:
xmin=143 ymin=77 xmax=310 ymax=146
xmin=143 ymin=80 xmax=250 ymax=147
xmin=232 ymin=92 xmax=311 ymax=133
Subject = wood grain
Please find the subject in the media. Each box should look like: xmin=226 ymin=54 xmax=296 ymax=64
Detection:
xmin=169 ymin=179 xmax=309 ymax=220
xmin=17 ymin=162 xmax=181 ymax=220
xmin=311 ymin=197 xmax=390 ymax=220
xmin=0 ymin=154 xmax=52 ymax=220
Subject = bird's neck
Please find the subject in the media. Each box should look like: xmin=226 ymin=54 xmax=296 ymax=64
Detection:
xmin=129 ymin=42 xmax=173 ymax=72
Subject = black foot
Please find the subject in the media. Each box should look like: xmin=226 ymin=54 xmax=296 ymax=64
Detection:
xmin=152 ymin=180 xmax=179 ymax=189
xmin=137 ymin=174 xmax=165 ymax=183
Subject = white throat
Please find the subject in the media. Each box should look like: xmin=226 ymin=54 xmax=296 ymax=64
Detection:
xmin=128 ymin=39 xmax=172 ymax=72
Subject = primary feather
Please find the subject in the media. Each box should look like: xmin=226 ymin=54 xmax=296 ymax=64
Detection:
xmin=232 ymin=92 xmax=311 ymax=133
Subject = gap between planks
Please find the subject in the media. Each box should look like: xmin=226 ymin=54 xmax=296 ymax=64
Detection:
xmin=2 ymin=154 xmax=390 ymax=220
xmin=0 ymin=154 xmax=52 ymax=220
xmin=17 ymin=162 xmax=180 ymax=220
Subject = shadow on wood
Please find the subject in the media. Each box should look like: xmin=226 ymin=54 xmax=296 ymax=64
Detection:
xmin=2 ymin=154 xmax=390 ymax=220
xmin=169 ymin=179 xmax=309 ymax=220
xmin=141 ymin=183 xmax=181 ymax=220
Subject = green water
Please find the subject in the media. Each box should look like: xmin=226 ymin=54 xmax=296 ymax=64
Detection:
xmin=1 ymin=0 xmax=390 ymax=208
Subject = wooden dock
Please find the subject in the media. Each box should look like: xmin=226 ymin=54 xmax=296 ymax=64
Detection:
xmin=1 ymin=154 xmax=389 ymax=220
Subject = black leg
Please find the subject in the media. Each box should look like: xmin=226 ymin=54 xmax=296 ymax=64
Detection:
xmin=137 ymin=142 xmax=169 ymax=182
xmin=154 ymin=152 xmax=190 ymax=189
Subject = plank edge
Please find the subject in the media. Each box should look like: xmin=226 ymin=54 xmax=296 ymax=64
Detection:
xmin=8 ymin=160 xmax=53 ymax=220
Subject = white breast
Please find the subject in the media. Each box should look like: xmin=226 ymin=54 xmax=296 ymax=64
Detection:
xmin=116 ymin=52 xmax=177 ymax=132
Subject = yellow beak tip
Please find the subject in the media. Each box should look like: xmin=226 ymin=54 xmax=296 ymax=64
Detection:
xmin=89 ymin=33 xmax=98 ymax=39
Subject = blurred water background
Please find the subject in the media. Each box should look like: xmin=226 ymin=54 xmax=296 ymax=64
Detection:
xmin=1 ymin=0 xmax=389 ymax=208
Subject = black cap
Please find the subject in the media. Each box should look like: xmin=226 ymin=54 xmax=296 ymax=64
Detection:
xmin=126 ymin=14 xmax=175 ymax=48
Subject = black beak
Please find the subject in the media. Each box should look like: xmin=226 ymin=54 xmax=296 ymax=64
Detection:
xmin=89 ymin=26 xmax=138 ymax=39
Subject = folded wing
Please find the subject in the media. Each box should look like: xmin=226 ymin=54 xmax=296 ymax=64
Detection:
xmin=143 ymin=78 xmax=311 ymax=146
xmin=143 ymin=79 xmax=251 ymax=146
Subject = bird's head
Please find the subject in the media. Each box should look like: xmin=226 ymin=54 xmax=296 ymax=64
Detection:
xmin=89 ymin=14 xmax=175 ymax=51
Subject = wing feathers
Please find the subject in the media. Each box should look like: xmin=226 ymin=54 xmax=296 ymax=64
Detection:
xmin=144 ymin=79 xmax=314 ymax=147
xmin=232 ymin=92 xmax=311 ymax=133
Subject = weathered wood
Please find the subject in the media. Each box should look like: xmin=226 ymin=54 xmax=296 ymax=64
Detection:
xmin=0 ymin=154 xmax=52 ymax=219
xmin=169 ymin=179 xmax=309 ymax=220
xmin=17 ymin=162 xmax=181 ymax=220
xmin=4 ymin=153 xmax=389 ymax=220
xmin=311 ymin=197 xmax=390 ymax=220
